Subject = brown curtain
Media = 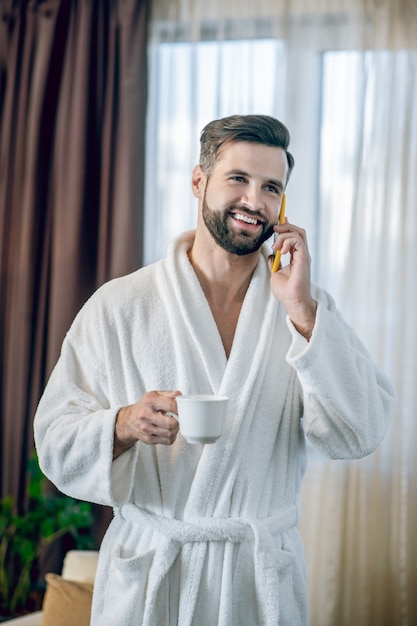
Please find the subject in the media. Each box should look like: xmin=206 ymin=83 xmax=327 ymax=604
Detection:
xmin=0 ymin=0 xmax=149 ymax=511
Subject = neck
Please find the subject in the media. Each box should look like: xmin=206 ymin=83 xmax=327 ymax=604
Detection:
xmin=188 ymin=229 xmax=260 ymax=307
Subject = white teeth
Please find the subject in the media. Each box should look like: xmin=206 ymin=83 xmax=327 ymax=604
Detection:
xmin=234 ymin=213 xmax=259 ymax=225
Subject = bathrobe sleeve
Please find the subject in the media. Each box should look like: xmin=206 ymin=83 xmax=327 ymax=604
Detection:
xmin=285 ymin=288 xmax=395 ymax=459
xmin=33 ymin=289 xmax=139 ymax=507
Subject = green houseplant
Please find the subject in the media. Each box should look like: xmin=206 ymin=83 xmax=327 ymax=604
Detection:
xmin=0 ymin=452 xmax=94 ymax=619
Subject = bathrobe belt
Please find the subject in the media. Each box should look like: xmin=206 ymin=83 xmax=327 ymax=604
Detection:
xmin=118 ymin=501 xmax=301 ymax=625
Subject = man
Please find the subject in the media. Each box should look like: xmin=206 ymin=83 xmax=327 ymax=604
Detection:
xmin=34 ymin=114 xmax=394 ymax=625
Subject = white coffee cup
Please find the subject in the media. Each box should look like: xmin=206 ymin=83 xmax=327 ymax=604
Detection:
xmin=174 ymin=394 xmax=229 ymax=444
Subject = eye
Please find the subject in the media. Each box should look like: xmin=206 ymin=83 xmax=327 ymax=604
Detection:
xmin=265 ymin=184 xmax=281 ymax=194
xmin=230 ymin=175 xmax=247 ymax=183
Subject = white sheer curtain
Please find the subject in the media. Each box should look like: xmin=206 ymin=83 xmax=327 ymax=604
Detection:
xmin=145 ymin=36 xmax=288 ymax=265
xmin=145 ymin=1 xmax=417 ymax=624
xmin=307 ymin=48 xmax=417 ymax=625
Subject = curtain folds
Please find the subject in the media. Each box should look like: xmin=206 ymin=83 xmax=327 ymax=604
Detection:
xmin=0 ymin=0 xmax=149 ymax=508
xmin=145 ymin=1 xmax=417 ymax=624
xmin=308 ymin=46 xmax=417 ymax=626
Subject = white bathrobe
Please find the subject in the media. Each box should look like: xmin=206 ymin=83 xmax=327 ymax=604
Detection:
xmin=34 ymin=231 xmax=394 ymax=626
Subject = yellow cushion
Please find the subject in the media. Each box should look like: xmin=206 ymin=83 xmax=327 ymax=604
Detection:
xmin=40 ymin=573 xmax=93 ymax=626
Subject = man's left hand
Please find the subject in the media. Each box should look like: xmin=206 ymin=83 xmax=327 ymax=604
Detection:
xmin=270 ymin=220 xmax=317 ymax=341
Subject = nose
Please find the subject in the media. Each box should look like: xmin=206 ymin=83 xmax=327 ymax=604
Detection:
xmin=241 ymin=184 xmax=265 ymax=212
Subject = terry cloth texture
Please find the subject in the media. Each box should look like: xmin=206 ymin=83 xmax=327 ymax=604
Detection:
xmin=34 ymin=231 xmax=395 ymax=625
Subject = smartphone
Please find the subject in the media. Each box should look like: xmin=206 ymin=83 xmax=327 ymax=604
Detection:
xmin=271 ymin=193 xmax=286 ymax=273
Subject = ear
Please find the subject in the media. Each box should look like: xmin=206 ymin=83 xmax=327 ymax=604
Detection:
xmin=191 ymin=165 xmax=206 ymax=199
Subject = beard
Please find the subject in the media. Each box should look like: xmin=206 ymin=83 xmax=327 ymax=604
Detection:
xmin=202 ymin=195 xmax=275 ymax=256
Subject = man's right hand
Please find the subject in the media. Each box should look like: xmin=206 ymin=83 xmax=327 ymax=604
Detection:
xmin=113 ymin=390 xmax=181 ymax=459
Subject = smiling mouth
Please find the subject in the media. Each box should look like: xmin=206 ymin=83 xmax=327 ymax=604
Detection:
xmin=231 ymin=212 xmax=263 ymax=227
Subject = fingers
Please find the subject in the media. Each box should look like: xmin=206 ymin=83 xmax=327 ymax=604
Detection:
xmin=143 ymin=390 xmax=181 ymax=445
xmin=120 ymin=390 xmax=181 ymax=447
xmin=272 ymin=221 xmax=308 ymax=247
xmin=140 ymin=417 xmax=179 ymax=446
xmin=271 ymin=221 xmax=310 ymax=262
xmin=269 ymin=220 xmax=312 ymax=298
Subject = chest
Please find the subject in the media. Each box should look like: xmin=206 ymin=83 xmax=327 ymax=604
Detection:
xmin=210 ymin=302 xmax=242 ymax=359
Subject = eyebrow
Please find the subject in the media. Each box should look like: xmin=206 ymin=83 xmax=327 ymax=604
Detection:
xmin=225 ymin=169 xmax=284 ymax=192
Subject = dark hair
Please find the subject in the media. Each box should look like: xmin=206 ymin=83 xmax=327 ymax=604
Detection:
xmin=199 ymin=114 xmax=295 ymax=182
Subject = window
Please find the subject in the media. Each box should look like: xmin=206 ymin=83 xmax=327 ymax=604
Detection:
xmin=145 ymin=38 xmax=415 ymax=327
xmin=318 ymin=50 xmax=414 ymax=318
xmin=144 ymin=38 xmax=286 ymax=266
